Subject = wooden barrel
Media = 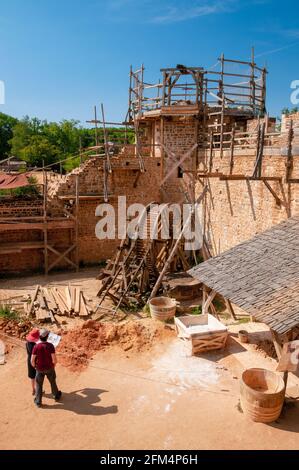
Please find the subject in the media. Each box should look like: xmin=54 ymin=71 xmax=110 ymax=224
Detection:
xmin=149 ymin=297 xmax=176 ymax=322
xmin=238 ymin=329 xmax=249 ymax=343
xmin=240 ymin=368 xmax=285 ymax=423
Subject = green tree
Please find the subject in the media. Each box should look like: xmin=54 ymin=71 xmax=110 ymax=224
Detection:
xmin=9 ymin=114 xmax=135 ymax=170
xmin=10 ymin=117 xmax=59 ymax=167
xmin=20 ymin=135 xmax=59 ymax=167
xmin=0 ymin=112 xmax=18 ymax=158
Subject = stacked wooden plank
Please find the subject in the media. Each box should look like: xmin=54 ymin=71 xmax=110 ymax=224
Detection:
xmin=27 ymin=285 xmax=91 ymax=323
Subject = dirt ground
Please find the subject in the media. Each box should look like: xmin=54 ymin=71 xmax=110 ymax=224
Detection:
xmin=1 ymin=269 xmax=299 ymax=450
xmin=1 ymin=328 xmax=299 ymax=450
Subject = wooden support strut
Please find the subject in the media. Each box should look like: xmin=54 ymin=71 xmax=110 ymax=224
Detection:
xmin=160 ymin=143 xmax=198 ymax=187
xmin=286 ymin=119 xmax=294 ymax=182
xmin=271 ymin=330 xmax=289 ymax=389
xmin=252 ymin=122 xmax=265 ymax=178
xmin=229 ymin=124 xmax=236 ymax=175
xmin=47 ymin=244 xmax=77 ymax=272
xmin=202 ymin=290 xmax=217 ymax=315
xmin=101 ymin=103 xmax=112 ymax=173
xmin=262 ymin=180 xmax=286 ymax=207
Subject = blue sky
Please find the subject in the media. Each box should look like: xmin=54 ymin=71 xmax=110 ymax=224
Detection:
xmin=0 ymin=0 xmax=298 ymax=124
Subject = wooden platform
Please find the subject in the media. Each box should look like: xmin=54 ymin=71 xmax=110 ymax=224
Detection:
xmin=0 ymin=241 xmax=45 ymax=254
xmin=0 ymin=219 xmax=75 ymax=231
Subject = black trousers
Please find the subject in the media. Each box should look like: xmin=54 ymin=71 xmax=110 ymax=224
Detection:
xmin=35 ymin=368 xmax=59 ymax=405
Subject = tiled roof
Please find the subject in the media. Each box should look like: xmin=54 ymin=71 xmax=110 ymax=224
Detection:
xmin=189 ymin=217 xmax=299 ymax=335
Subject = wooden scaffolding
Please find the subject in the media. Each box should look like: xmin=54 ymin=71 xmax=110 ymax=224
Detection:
xmin=0 ymin=172 xmax=79 ymax=275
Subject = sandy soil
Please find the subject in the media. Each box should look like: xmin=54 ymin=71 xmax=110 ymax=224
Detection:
xmin=1 ymin=269 xmax=299 ymax=450
xmin=1 ymin=327 xmax=299 ymax=450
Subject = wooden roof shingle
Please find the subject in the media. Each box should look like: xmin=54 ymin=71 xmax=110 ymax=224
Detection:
xmin=189 ymin=217 xmax=299 ymax=335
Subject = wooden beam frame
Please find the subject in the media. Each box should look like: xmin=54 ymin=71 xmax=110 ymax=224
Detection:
xmin=47 ymin=244 xmax=77 ymax=272
xmin=202 ymin=289 xmax=217 ymax=315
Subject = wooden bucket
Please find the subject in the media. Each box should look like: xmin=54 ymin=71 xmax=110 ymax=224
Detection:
xmin=240 ymin=368 xmax=285 ymax=423
xmin=238 ymin=329 xmax=249 ymax=343
xmin=149 ymin=297 xmax=176 ymax=322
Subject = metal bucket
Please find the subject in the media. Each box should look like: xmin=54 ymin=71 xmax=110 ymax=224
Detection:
xmin=149 ymin=296 xmax=176 ymax=322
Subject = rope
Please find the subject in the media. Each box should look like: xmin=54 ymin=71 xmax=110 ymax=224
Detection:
xmin=207 ymin=60 xmax=219 ymax=70
xmin=0 ymin=331 xmax=238 ymax=398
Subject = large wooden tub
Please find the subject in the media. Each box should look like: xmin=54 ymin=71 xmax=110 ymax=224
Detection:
xmin=240 ymin=368 xmax=285 ymax=423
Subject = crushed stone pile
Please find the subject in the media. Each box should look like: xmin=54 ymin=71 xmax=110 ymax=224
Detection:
xmin=57 ymin=319 xmax=174 ymax=371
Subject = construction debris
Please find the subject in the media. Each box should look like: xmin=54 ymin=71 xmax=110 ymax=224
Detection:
xmin=26 ymin=285 xmax=92 ymax=323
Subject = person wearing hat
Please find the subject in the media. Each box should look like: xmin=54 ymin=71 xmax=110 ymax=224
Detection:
xmin=26 ymin=328 xmax=40 ymax=395
xmin=31 ymin=328 xmax=62 ymax=408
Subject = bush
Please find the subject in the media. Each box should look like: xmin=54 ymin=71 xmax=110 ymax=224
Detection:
xmin=0 ymin=305 xmax=19 ymax=321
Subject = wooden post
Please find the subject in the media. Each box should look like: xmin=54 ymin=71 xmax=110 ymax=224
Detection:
xmin=141 ymin=63 xmax=145 ymax=113
xmin=162 ymin=71 xmax=167 ymax=106
xmin=261 ymin=67 xmax=267 ymax=114
xmin=209 ymin=131 xmax=214 ymax=172
xmin=128 ymin=65 xmax=133 ymax=120
xmin=271 ymin=330 xmax=289 ymax=390
xmin=253 ymin=122 xmax=265 ymax=178
xmin=251 ymin=46 xmax=256 ymax=114
xmin=202 ymin=285 xmax=207 ymax=312
xmin=167 ymin=73 xmax=172 ymax=106
xmin=220 ymin=54 xmax=225 ymax=159
xmin=286 ymin=119 xmax=294 ymax=182
xmin=225 ymin=298 xmax=237 ymax=320
xmin=94 ymin=105 xmax=99 ymax=147
xmin=229 ymin=124 xmax=235 ymax=175
xmin=101 ymin=103 xmax=112 ymax=173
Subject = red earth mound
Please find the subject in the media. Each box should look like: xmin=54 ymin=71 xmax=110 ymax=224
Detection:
xmin=57 ymin=319 xmax=174 ymax=371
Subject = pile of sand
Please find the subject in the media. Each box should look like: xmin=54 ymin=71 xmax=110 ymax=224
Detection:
xmin=57 ymin=319 xmax=174 ymax=371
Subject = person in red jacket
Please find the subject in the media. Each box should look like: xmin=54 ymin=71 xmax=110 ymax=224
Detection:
xmin=31 ymin=329 xmax=62 ymax=408
xmin=26 ymin=328 xmax=40 ymax=395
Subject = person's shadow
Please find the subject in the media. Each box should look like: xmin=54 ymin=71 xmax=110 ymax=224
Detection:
xmin=43 ymin=388 xmax=118 ymax=416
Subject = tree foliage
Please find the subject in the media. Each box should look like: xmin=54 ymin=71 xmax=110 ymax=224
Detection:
xmin=281 ymin=107 xmax=299 ymax=116
xmin=0 ymin=111 xmax=134 ymax=170
xmin=0 ymin=112 xmax=18 ymax=158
